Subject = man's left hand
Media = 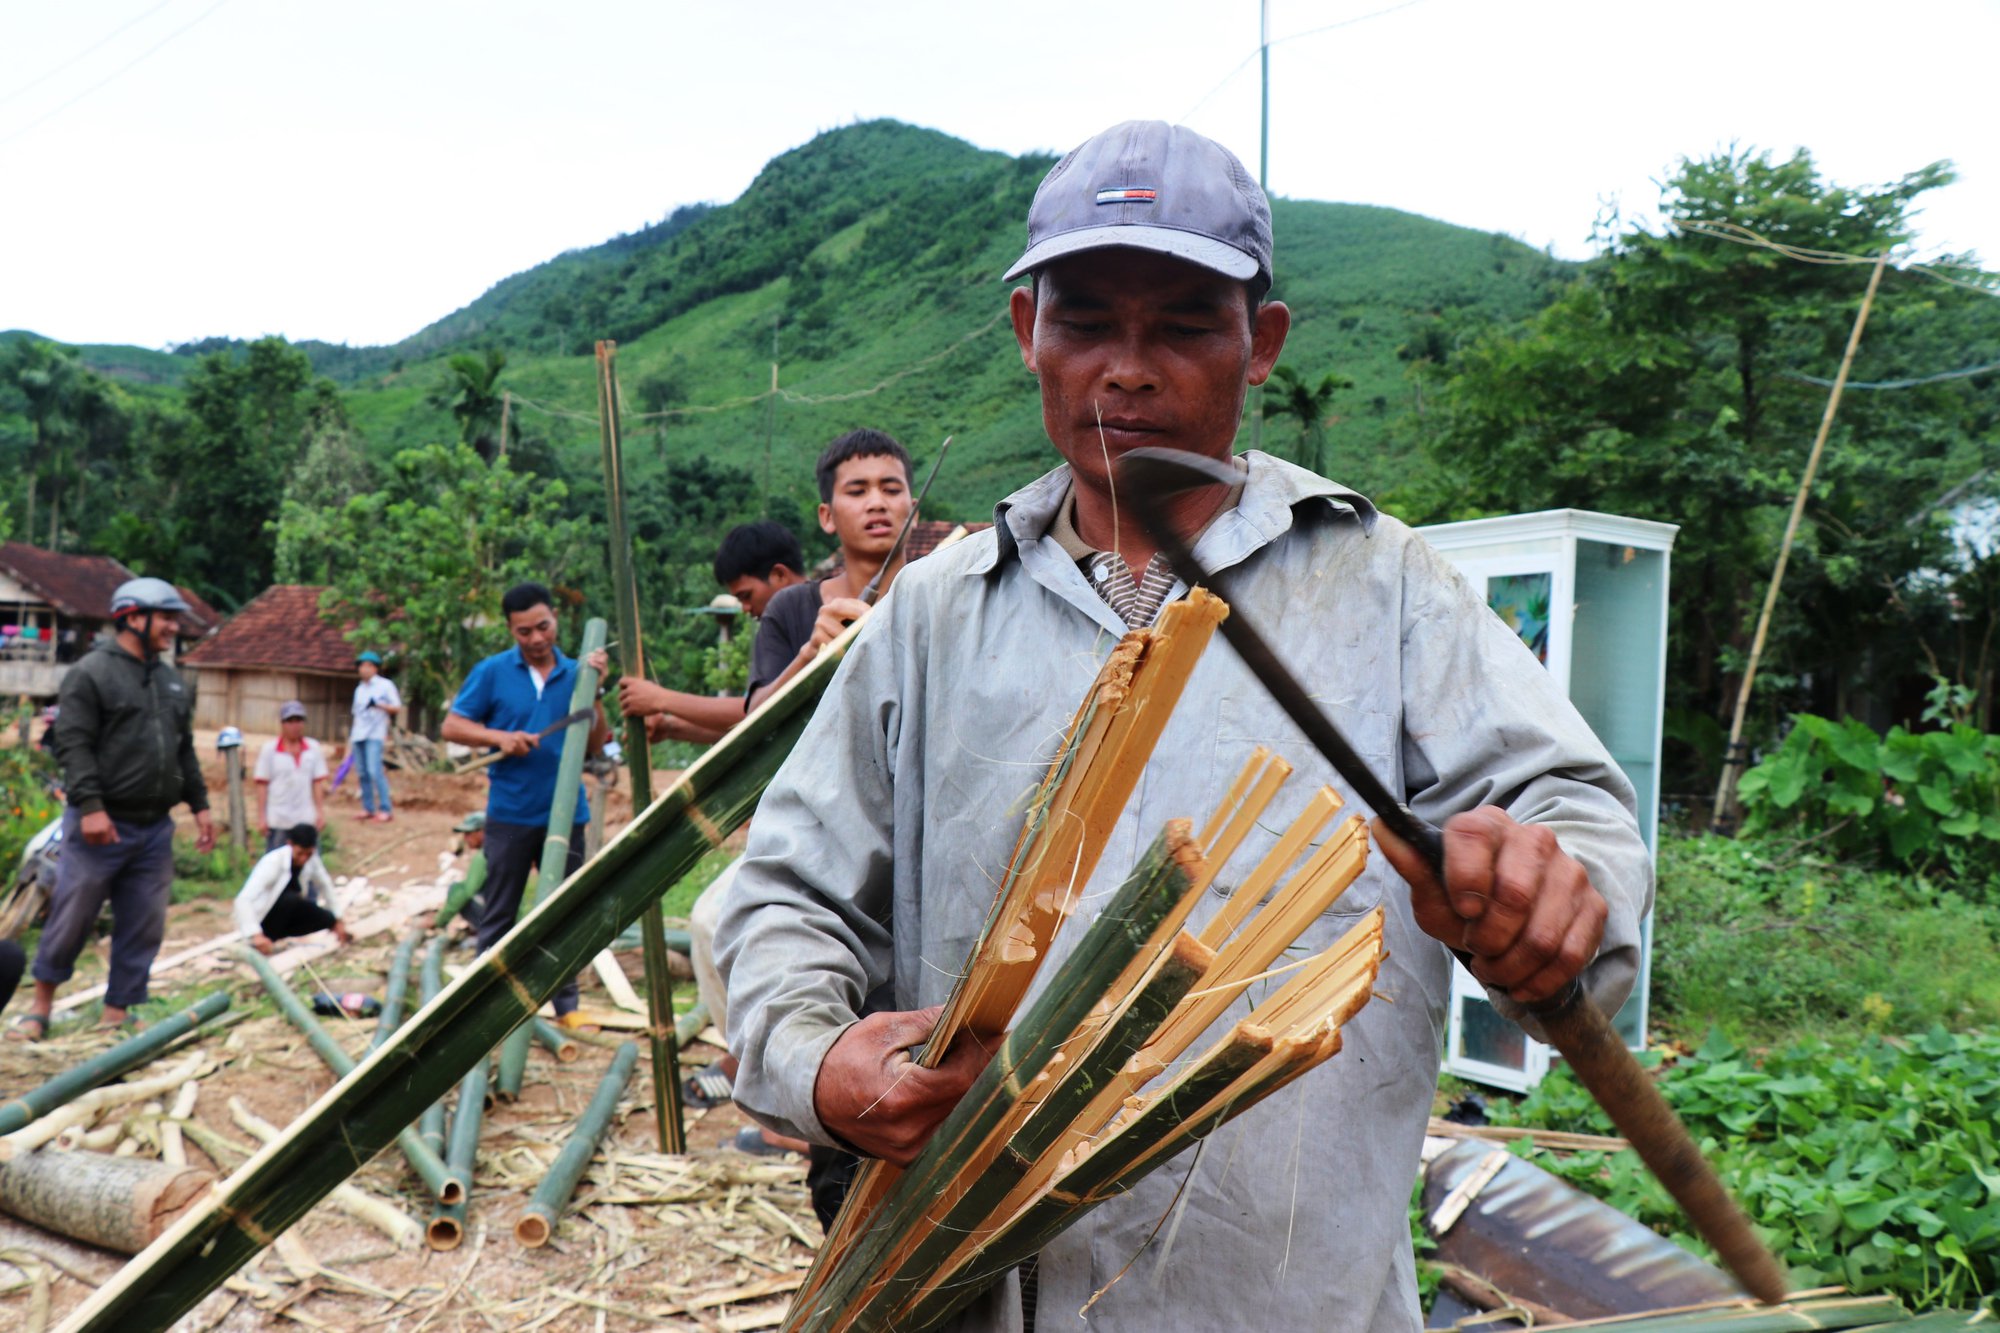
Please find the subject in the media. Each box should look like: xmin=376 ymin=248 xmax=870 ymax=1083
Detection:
xmin=808 ymin=597 xmax=870 ymax=655
xmin=1373 ymin=806 xmax=1606 ymax=1006
xmin=333 ymin=920 xmax=352 ymax=946
xmin=193 ymin=810 xmax=216 ymax=855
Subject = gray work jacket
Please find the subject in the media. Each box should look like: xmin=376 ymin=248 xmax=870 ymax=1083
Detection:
xmin=718 ymin=451 xmax=1652 ymax=1332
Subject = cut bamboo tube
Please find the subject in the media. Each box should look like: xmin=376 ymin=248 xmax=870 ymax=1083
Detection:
xmin=66 ymin=610 xmax=861 ymax=1332
xmin=0 ymin=991 xmax=229 ymax=1136
xmin=238 ymin=945 xmax=456 ymax=1204
xmin=515 ymin=1041 xmax=638 ymax=1247
xmin=529 ymin=1016 xmax=579 ymax=1064
xmin=590 ymin=950 xmax=645 ymax=1014
xmin=427 ymin=1059 xmax=488 ymax=1250
xmin=368 ymin=929 xmax=421 ymax=1054
xmin=596 ymin=338 xmax=686 ymax=1155
xmin=498 ymin=617 xmax=606 ymax=1101
xmin=417 ymin=935 xmax=447 ymax=1164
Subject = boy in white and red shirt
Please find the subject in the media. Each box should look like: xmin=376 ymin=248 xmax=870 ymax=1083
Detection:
xmin=255 ymin=700 xmax=329 ymax=852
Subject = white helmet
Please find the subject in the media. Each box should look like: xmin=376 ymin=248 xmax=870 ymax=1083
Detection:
xmin=109 ymin=577 xmax=191 ymax=619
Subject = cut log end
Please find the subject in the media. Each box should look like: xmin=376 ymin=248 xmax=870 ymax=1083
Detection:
xmin=514 ymin=1211 xmax=552 ymax=1247
xmin=437 ymin=1178 xmax=465 ymax=1207
xmin=426 ymin=1214 xmax=464 ymax=1250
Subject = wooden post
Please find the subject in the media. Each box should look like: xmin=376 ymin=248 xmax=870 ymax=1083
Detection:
xmin=1711 ymin=253 xmax=1891 ymax=833
xmin=224 ymin=746 xmax=247 ymax=853
xmin=594 ymin=339 xmax=686 ymax=1153
xmin=497 ymin=389 xmax=511 ymax=458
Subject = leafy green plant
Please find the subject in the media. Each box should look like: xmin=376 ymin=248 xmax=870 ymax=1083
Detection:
xmin=1494 ymin=1028 xmax=2000 ymax=1310
xmin=1738 ymin=713 xmax=2000 ymax=898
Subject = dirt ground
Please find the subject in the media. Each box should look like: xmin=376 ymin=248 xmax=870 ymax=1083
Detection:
xmin=0 ymin=737 xmax=809 ymax=1332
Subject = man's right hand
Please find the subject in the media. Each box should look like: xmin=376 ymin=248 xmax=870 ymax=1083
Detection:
xmin=79 ymin=810 xmax=120 ymax=845
xmin=812 ymin=1006 xmax=988 ymax=1167
xmin=802 ymin=597 xmax=871 ymax=660
xmin=250 ymin=934 xmax=275 ymax=955
xmin=618 ymin=676 xmax=672 ymax=718
xmin=497 ymin=730 xmax=540 ymax=758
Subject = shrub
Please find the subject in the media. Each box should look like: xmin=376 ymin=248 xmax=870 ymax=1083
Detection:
xmin=1738 ymin=713 xmax=2000 ymax=899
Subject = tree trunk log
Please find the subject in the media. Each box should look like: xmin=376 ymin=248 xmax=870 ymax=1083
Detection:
xmin=0 ymin=1151 xmax=213 ymax=1254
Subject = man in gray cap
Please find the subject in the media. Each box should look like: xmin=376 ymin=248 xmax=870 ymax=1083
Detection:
xmin=10 ymin=578 xmax=215 ymax=1040
xmin=718 ymin=122 xmax=1648 ymax=1328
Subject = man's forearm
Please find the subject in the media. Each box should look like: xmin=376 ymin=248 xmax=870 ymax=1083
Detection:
xmin=440 ymin=712 xmax=507 ymax=748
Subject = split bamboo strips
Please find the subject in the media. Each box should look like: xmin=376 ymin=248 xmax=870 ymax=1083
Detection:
xmin=64 ymin=608 xmax=864 ymax=1333
xmin=0 ymin=991 xmax=229 ymax=1135
xmin=516 ymin=1041 xmax=639 ymax=1246
xmin=806 ymin=592 xmax=1232 ymax=1298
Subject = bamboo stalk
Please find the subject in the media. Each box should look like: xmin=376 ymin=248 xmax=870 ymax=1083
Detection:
xmin=673 ymin=1000 xmax=710 ymax=1049
xmin=67 ymin=612 xmax=860 ymax=1332
xmin=497 ymin=617 xmax=607 ymax=1101
xmin=0 ymin=1053 xmax=207 ymax=1161
xmin=529 ymin=1016 xmax=580 ymax=1064
xmin=0 ymin=992 xmax=229 ymax=1136
xmin=596 ymin=338 xmax=685 ymax=1154
xmin=427 ymin=1059 xmax=488 ymax=1250
xmin=368 ymin=930 xmax=421 ymax=1054
xmin=237 ymin=945 xmax=455 ymax=1204
xmin=515 ymin=1041 xmax=638 ymax=1247
xmin=417 ymin=935 xmax=447 ymax=1163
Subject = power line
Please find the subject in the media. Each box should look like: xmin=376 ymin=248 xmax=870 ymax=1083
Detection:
xmin=0 ymin=0 xmax=230 ymax=149
xmin=1781 ymin=359 xmax=2000 ymax=391
xmin=0 ymin=0 xmax=179 ymax=108
xmin=1673 ymin=218 xmax=2000 ymax=301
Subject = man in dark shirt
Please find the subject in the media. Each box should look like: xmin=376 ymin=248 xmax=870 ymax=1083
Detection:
xmin=12 ymin=579 xmax=214 ymax=1040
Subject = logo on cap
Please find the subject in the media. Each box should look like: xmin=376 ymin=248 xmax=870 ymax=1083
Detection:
xmin=1095 ymin=187 xmax=1157 ymax=205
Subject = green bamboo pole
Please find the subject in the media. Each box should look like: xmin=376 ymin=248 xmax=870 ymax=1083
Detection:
xmin=434 ymin=851 xmax=486 ymax=930
xmin=496 ymin=617 xmax=606 ymax=1100
xmin=792 ymin=828 xmax=1201 ymax=1333
xmin=514 ymin=1041 xmax=638 ymax=1247
xmin=0 ymin=992 xmax=229 ymax=1135
xmin=595 ymin=338 xmax=685 ymax=1154
xmin=368 ymin=931 xmax=421 ymax=1055
xmin=417 ymin=936 xmax=447 ymax=1163
xmin=237 ymin=946 xmax=455 ymax=1204
xmin=529 ymin=1017 xmax=579 ymax=1065
xmin=672 ymin=1000 xmax=709 ymax=1049
xmin=427 ymin=1058 xmax=488 ymax=1250
xmin=72 ymin=623 xmax=853 ymax=1331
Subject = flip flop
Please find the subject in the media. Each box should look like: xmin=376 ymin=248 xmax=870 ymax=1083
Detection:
xmin=683 ymin=1067 xmax=734 ymax=1110
xmin=6 ymin=1012 xmax=50 ymax=1043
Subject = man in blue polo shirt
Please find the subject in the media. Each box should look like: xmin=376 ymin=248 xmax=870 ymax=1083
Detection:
xmin=440 ymin=581 xmax=609 ymax=1024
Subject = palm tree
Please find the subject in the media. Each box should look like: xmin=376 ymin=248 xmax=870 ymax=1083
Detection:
xmin=1261 ymin=364 xmax=1352 ymax=475
xmin=437 ymin=349 xmax=508 ymax=459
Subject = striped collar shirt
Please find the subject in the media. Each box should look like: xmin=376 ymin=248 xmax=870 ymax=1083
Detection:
xmin=1045 ymin=465 xmax=1248 ymax=629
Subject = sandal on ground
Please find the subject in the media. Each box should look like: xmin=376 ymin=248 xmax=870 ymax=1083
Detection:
xmin=556 ymin=1010 xmax=602 ymax=1034
xmin=732 ymin=1126 xmax=798 ymax=1158
xmin=6 ymin=1012 xmax=50 ymax=1043
xmin=683 ymin=1067 xmax=734 ymax=1110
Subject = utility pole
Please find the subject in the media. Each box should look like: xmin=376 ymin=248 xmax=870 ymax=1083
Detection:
xmin=1249 ymin=0 xmax=1270 ymax=458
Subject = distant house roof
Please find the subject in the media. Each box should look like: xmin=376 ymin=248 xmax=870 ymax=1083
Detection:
xmin=813 ymin=520 xmax=994 ymax=578
xmin=0 ymin=542 xmax=220 ymax=637
xmin=183 ymin=584 xmax=356 ymax=676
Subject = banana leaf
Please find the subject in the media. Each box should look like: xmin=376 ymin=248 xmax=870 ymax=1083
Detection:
xmin=60 ymin=616 xmax=859 ymax=1332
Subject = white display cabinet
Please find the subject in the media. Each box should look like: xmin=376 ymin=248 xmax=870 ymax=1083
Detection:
xmin=1415 ymin=508 xmax=1678 ymax=1091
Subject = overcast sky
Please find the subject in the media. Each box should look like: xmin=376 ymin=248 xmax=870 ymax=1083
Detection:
xmin=4 ymin=0 xmax=1995 ymax=350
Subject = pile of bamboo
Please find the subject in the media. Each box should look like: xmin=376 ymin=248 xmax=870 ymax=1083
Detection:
xmin=786 ymin=591 xmax=1388 ymax=1332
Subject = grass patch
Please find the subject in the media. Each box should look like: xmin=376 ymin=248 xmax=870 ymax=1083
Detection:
xmin=661 ymin=844 xmax=736 ymax=921
xmin=1650 ymin=831 xmax=2000 ymax=1046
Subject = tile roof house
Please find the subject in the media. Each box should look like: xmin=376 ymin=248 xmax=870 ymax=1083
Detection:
xmin=0 ymin=541 xmax=217 ymax=696
xmin=181 ymin=585 xmax=362 ymax=739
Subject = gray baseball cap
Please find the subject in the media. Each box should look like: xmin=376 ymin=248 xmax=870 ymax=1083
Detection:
xmin=1003 ymin=121 xmax=1273 ymax=287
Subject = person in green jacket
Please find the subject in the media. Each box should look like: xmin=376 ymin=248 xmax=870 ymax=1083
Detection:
xmin=10 ymin=579 xmax=214 ymax=1040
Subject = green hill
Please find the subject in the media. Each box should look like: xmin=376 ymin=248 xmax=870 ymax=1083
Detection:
xmin=29 ymin=119 xmax=1571 ymax=514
